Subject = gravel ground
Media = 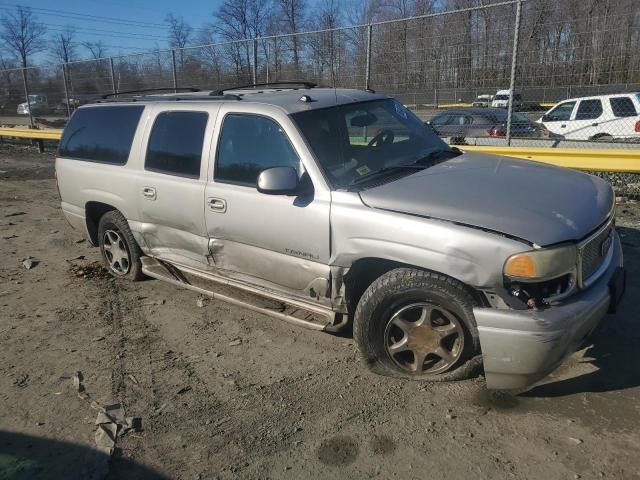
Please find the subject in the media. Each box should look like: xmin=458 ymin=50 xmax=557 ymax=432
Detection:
xmin=1 ymin=146 xmax=639 ymax=480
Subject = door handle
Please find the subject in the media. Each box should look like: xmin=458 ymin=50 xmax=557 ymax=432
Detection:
xmin=560 ymin=124 xmax=566 ymax=128
xmin=592 ymin=123 xmax=599 ymax=126
xmin=207 ymin=197 xmax=226 ymax=213
xmin=142 ymin=186 xmax=157 ymax=200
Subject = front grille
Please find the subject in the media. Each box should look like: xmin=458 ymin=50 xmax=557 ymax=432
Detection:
xmin=580 ymin=223 xmax=613 ymax=285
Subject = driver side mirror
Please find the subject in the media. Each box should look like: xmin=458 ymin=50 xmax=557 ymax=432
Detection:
xmin=257 ymin=166 xmax=299 ymax=196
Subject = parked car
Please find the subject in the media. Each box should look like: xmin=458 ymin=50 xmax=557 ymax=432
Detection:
xmin=491 ymin=89 xmax=523 ymax=109
xmin=539 ymin=93 xmax=640 ymax=141
xmin=17 ymin=94 xmax=48 ymax=115
xmin=428 ymin=108 xmax=551 ymax=143
xmin=55 ymin=84 xmax=625 ymax=390
xmin=53 ymin=96 xmax=93 ymax=115
xmin=472 ymin=95 xmax=493 ymax=108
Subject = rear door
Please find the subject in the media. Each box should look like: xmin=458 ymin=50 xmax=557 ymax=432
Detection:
xmin=567 ymin=99 xmax=604 ymax=140
xmin=203 ymin=105 xmax=331 ymax=298
xmin=136 ymin=104 xmax=219 ymax=268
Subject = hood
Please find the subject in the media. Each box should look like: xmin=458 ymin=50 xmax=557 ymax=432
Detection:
xmin=358 ymin=152 xmax=613 ymax=246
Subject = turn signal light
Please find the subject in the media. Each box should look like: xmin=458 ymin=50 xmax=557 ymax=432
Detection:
xmin=504 ymin=254 xmax=536 ymax=278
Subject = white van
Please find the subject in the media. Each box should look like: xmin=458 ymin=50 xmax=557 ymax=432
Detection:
xmin=491 ymin=89 xmax=523 ymax=109
xmin=540 ymin=93 xmax=640 ymax=141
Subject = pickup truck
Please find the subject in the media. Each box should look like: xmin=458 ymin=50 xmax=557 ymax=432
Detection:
xmin=55 ymin=83 xmax=625 ymax=390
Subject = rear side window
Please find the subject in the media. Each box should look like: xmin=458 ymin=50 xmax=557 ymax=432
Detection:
xmin=575 ymin=100 xmax=603 ymax=120
xmin=145 ymin=111 xmax=208 ymax=178
xmin=610 ymin=97 xmax=637 ymax=117
xmin=215 ymin=114 xmax=300 ymax=186
xmin=59 ymin=106 xmax=143 ymax=164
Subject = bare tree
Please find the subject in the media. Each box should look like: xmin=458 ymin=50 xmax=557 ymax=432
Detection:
xmin=277 ymin=0 xmax=305 ymax=73
xmin=0 ymin=6 xmax=46 ymax=68
xmin=82 ymin=41 xmax=108 ymax=60
xmin=51 ymin=26 xmax=77 ymax=64
xmin=213 ymin=0 xmax=272 ymax=80
xmin=165 ymin=14 xmax=193 ymax=50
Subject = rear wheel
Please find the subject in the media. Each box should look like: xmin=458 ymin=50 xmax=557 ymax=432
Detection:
xmin=353 ymin=268 xmax=482 ymax=382
xmin=590 ymin=133 xmax=613 ymax=142
xmin=98 ymin=210 xmax=144 ymax=281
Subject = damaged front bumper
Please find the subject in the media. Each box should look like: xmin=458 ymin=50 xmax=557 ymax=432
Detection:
xmin=474 ymin=231 xmax=624 ymax=390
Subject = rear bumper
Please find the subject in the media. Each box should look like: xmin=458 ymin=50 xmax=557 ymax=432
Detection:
xmin=474 ymin=231 xmax=624 ymax=390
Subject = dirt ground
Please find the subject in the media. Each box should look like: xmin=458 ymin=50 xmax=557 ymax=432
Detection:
xmin=1 ymin=144 xmax=639 ymax=480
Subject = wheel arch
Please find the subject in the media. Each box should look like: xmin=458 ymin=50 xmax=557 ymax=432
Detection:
xmin=343 ymin=257 xmax=488 ymax=314
xmin=85 ymin=201 xmax=117 ymax=246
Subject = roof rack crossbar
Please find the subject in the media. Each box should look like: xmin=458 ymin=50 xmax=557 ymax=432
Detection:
xmin=215 ymin=81 xmax=317 ymax=95
xmin=101 ymin=87 xmax=200 ymax=99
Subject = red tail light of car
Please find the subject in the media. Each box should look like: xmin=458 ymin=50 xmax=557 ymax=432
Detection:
xmin=635 ymin=120 xmax=640 ymax=132
xmin=488 ymin=127 xmax=506 ymax=137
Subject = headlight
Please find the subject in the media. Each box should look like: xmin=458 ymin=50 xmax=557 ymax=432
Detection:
xmin=503 ymin=244 xmax=577 ymax=281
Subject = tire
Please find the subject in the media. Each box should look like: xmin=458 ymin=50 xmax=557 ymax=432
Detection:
xmin=590 ymin=133 xmax=613 ymax=142
xmin=353 ymin=268 xmax=482 ymax=382
xmin=97 ymin=210 xmax=144 ymax=281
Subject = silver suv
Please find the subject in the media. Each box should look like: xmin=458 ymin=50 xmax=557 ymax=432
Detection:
xmin=55 ymin=83 xmax=625 ymax=390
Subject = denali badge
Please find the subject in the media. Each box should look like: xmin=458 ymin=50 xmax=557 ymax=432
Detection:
xmin=600 ymin=233 xmax=613 ymax=257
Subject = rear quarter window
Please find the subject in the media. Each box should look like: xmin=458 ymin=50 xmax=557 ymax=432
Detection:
xmin=58 ymin=105 xmax=144 ymax=164
xmin=609 ymin=97 xmax=637 ymax=117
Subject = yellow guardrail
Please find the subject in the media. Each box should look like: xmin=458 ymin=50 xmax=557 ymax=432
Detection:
xmin=0 ymin=127 xmax=638 ymax=173
xmin=461 ymin=146 xmax=640 ymax=173
xmin=0 ymin=127 xmax=63 ymax=140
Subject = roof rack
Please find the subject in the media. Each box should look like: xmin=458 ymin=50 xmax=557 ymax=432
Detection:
xmin=95 ymin=90 xmax=243 ymax=104
xmin=215 ymin=81 xmax=318 ymax=95
xmin=100 ymin=87 xmax=200 ymax=99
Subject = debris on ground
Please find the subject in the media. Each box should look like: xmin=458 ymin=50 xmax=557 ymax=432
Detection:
xmin=75 ymin=238 xmax=86 ymax=244
xmin=229 ymin=338 xmax=242 ymax=346
xmin=177 ymin=386 xmax=192 ymax=395
xmin=142 ymin=299 xmax=165 ymax=306
xmin=72 ymin=371 xmax=142 ymax=467
xmin=196 ymin=297 xmax=209 ymax=308
xmin=2 ymin=234 xmax=18 ymax=239
xmin=22 ymin=257 xmax=37 ymax=270
xmin=5 ymin=211 xmax=26 ymax=217
xmin=568 ymin=437 xmax=584 ymax=445
xmin=68 ymin=261 xmax=110 ymax=280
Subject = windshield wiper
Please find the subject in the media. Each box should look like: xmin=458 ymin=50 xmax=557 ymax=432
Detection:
xmin=411 ymin=147 xmax=462 ymax=166
xmin=347 ymin=148 xmax=462 ymax=188
xmin=348 ymin=164 xmax=426 ymax=187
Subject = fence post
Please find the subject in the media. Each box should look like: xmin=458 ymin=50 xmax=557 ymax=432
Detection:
xmin=365 ymin=24 xmax=372 ymax=90
xmin=252 ymin=38 xmax=258 ymax=85
xmin=62 ymin=63 xmax=71 ymax=117
xmin=266 ymin=40 xmax=270 ymax=83
xmin=109 ymin=58 xmax=118 ymax=97
xmin=505 ymin=0 xmax=523 ymax=146
xmin=21 ymin=68 xmax=34 ymax=128
xmin=171 ymin=49 xmax=178 ymax=93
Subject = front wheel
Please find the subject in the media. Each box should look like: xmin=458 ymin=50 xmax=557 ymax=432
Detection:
xmin=353 ymin=268 xmax=482 ymax=382
xmin=98 ymin=210 xmax=144 ymax=281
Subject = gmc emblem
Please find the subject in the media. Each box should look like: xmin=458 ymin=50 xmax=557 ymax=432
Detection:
xmin=600 ymin=234 xmax=613 ymax=257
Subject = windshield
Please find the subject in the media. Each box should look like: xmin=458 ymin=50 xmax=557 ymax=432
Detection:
xmin=291 ymin=99 xmax=451 ymax=189
xmin=494 ymin=95 xmax=509 ymax=101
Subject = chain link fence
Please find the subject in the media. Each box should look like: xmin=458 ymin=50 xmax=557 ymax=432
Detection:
xmin=1 ymin=0 xmax=639 ymax=149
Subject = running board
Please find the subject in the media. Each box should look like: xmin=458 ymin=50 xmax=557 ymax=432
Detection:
xmin=141 ymin=257 xmax=347 ymax=332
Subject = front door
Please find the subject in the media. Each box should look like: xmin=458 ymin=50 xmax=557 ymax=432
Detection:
xmin=203 ymin=108 xmax=331 ymax=299
xmin=542 ymin=100 xmax=576 ymax=138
